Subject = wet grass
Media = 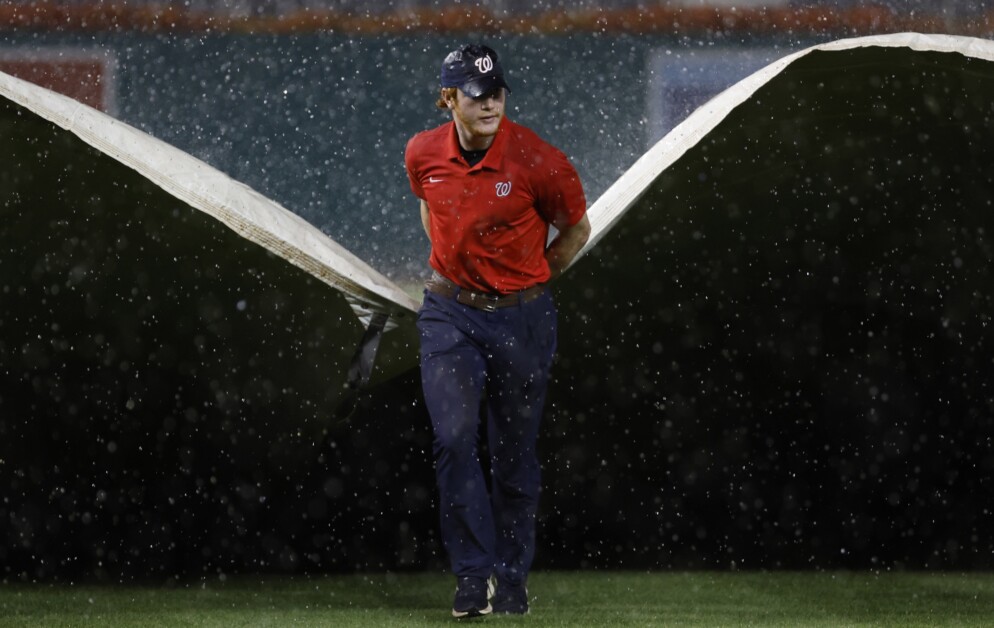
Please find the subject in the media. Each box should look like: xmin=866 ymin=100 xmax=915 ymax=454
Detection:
xmin=1 ymin=571 xmax=992 ymax=626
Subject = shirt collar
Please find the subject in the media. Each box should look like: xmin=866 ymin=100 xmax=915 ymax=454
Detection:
xmin=445 ymin=117 xmax=509 ymax=171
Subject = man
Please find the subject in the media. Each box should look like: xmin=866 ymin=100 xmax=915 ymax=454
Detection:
xmin=405 ymin=43 xmax=590 ymax=618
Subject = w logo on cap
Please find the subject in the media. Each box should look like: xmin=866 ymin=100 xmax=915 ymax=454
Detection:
xmin=474 ymin=55 xmax=494 ymax=74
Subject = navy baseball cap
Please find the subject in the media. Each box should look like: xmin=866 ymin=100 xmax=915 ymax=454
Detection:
xmin=440 ymin=44 xmax=511 ymax=98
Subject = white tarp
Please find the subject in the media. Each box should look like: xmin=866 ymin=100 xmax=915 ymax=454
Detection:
xmin=575 ymin=32 xmax=994 ymax=265
xmin=0 ymin=68 xmax=420 ymax=328
xmin=5 ymin=31 xmax=992 ymax=352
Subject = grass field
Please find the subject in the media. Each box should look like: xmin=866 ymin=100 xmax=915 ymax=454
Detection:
xmin=1 ymin=571 xmax=992 ymax=627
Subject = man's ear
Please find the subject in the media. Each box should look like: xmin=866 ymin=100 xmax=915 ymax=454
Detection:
xmin=442 ymin=88 xmax=458 ymax=109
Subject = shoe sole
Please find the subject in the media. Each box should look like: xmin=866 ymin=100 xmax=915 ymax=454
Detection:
xmin=452 ymin=603 xmax=492 ymax=619
xmin=492 ymin=607 xmax=528 ymax=615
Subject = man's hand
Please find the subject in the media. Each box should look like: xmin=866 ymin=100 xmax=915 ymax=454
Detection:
xmin=545 ymin=214 xmax=591 ymax=281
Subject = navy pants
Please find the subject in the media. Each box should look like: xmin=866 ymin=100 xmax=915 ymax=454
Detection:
xmin=417 ymin=288 xmax=557 ymax=585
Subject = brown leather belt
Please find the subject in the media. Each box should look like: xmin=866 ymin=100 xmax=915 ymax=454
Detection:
xmin=425 ymin=273 xmax=546 ymax=313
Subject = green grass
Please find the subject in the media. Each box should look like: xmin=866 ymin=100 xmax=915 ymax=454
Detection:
xmin=1 ymin=571 xmax=992 ymax=627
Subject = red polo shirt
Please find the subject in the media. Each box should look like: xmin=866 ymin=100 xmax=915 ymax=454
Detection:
xmin=405 ymin=117 xmax=586 ymax=294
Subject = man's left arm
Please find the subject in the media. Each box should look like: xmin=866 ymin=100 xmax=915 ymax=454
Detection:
xmin=545 ymin=214 xmax=591 ymax=281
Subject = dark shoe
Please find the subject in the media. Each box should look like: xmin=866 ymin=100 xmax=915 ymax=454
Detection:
xmin=452 ymin=576 xmax=493 ymax=619
xmin=492 ymin=578 xmax=528 ymax=615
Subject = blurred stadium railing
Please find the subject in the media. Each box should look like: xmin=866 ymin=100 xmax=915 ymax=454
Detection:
xmin=0 ymin=1 xmax=990 ymax=34
xmin=18 ymin=0 xmax=982 ymax=16
xmin=85 ymin=0 xmax=992 ymax=15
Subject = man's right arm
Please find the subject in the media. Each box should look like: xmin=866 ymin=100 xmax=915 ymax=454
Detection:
xmin=420 ymin=199 xmax=430 ymax=238
xmin=405 ymin=135 xmax=430 ymax=238
xmin=545 ymin=213 xmax=591 ymax=280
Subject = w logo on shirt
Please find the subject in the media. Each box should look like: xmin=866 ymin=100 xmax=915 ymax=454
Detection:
xmin=495 ymin=181 xmax=512 ymax=197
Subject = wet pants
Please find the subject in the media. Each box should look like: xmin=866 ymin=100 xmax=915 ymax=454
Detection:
xmin=417 ymin=288 xmax=557 ymax=585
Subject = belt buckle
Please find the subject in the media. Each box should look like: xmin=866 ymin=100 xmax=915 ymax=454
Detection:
xmin=478 ymin=293 xmax=499 ymax=312
xmin=483 ymin=294 xmax=500 ymax=312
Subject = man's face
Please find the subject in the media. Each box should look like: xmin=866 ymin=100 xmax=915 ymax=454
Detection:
xmin=448 ymin=87 xmax=505 ymax=143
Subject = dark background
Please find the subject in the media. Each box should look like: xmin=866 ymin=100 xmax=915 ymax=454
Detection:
xmin=549 ymin=46 xmax=994 ymax=572
xmin=2 ymin=5 xmax=994 ymax=581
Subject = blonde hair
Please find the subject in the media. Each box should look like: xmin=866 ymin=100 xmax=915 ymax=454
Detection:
xmin=435 ymin=87 xmax=457 ymax=110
